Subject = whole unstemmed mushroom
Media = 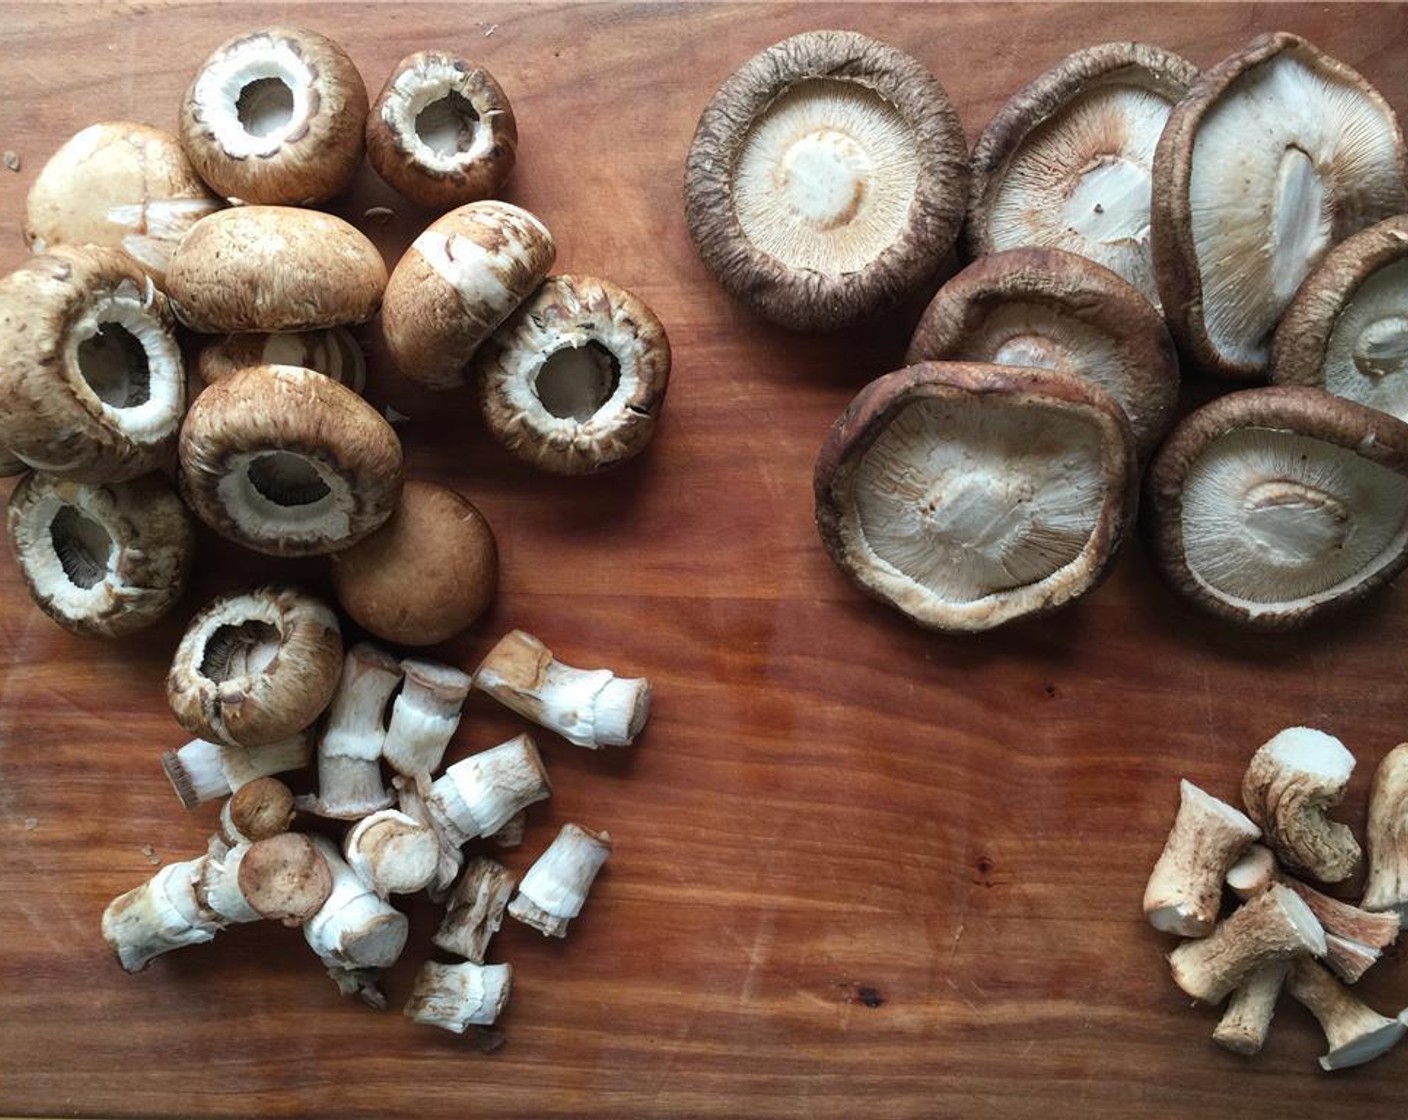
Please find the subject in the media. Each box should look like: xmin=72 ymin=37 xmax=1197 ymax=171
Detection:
xmin=1363 ymin=743 xmax=1408 ymax=919
xmin=508 ymin=822 xmax=612 ymax=939
xmin=1285 ymin=958 xmax=1408 ymax=1070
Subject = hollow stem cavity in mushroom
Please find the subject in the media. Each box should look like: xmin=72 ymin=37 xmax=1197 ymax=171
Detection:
xmin=508 ymin=823 xmax=612 ymax=939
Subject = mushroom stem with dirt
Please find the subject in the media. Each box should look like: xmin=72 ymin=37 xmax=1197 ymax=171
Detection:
xmin=380 ymin=659 xmax=473 ymax=781
xmin=303 ymin=642 xmax=402 ymax=820
xmin=1364 ymin=743 xmax=1408 ymax=919
xmin=1144 ymin=779 xmax=1260 ymax=936
xmin=509 ymin=822 xmax=612 ymax=939
xmin=433 ymin=856 xmax=516 ymax=963
xmin=161 ymin=732 xmax=312 ymax=809
xmin=1285 ymin=957 xmax=1408 ymax=1070
xmin=405 ymin=960 xmax=512 ymax=1033
xmin=1212 ymin=960 xmax=1290 ymax=1056
xmin=102 ymin=857 xmax=223 ymax=972
xmin=343 ymin=810 xmax=440 ymax=899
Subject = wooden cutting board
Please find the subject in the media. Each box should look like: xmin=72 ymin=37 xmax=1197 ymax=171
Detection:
xmin=2 ymin=3 xmax=1407 ymax=1116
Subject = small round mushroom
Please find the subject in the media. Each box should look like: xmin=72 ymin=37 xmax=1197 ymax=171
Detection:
xmin=167 ymin=584 xmax=343 ymax=748
xmin=684 ymin=29 xmax=969 ymax=331
xmin=814 ymin=361 xmax=1137 ymax=632
xmin=165 ymin=206 xmax=386 ymax=334
xmin=180 ymin=26 xmax=368 ymax=205
xmin=6 ymin=471 xmax=195 ymax=638
xmin=1271 ymin=215 xmax=1408 ymax=420
xmin=964 ymin=42 xmax=1199 ymax=309
xmin=197 ymin=328 xmax=367 ymax=396
xmin=904 ymin=247 xmax=1179 ymax=460
xmin=381 ymin=200 xmax=555 ymax=390
xmin=23 ymin=121 xmax=223 ymax=289
xmin=366 ymin=50 xmax=517 ymax=209
xmin=475 ymin=275 xmax=671 ymax=474
xmin=1146 ymin=387 xmax=1408 ymax=628
xmin=178 ymin=365 xmax=403 ymax=557
xmin=1152 ymin=32 xmax=1408 ymax=379
xmin=330 ymin=479 xmax=497 ymax=645
xmin=0 ymin=246 xmax=186 ymax=482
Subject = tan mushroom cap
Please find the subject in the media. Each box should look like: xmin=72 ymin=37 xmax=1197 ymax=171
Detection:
xmin=179 ymin=365 xmax=403 ymax=557
xmin=166 ymin=583 xmax=343 ymax=748
xmin=23 ymin=121 xmax=224 ymax=289
xmin=166 ymin=206 xmax=386 ymax=334
xmin=814 ymin=361 xmax=1137 ymax=633
xmin=1152 ymin=32 xmax=1408 ymax=379
xmin=330 ymin=479 xmax=498 ymax=646
xmin=6 ymin=470 xmax=195 ymax=638
xmin=197 ymin=328 xmax=367 ymax=395
xmin=0 ymin=246 xmax=186 ymax=483
xmin=367 ymin=51 xmax=518 ymax=209
xmin=905 ymin=247 xmax=1179 ymax=459
xmin=684 ymin=29 xmax=969 ymax=331
xmin=1146 ymin=387 xmax=1408 ymax=628
xmin=1271 ymin=215 xmax=1408 ymax=420
xmin=180 ymin=26 xmax=368 ymax=205
xmin=475 ymin=275 xmax=671 ymax=475
xmin=965 ymin=41 xmax=1199 ymax=310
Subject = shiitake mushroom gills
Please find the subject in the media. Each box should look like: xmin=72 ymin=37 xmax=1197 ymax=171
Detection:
xmin=684 ymin=29 xmax=968 ymax=331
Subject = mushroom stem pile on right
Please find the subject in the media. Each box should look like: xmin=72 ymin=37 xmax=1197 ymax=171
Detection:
xmin=688 ymin=30 xmax=1408 ymax=632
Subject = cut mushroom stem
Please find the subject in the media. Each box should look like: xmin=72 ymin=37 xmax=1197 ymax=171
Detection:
xmin=426 ymin=734 xmax=552 ymax=849
xmin=161 ymin=732 xmax=312 ymax=809
xmin=327 ymin=965 xmax=388 ymax=1010
xmin=405 ymin=960 xmax=512 ymax=1033
xmin=1364 ymin=743 xmax=1408 ymax=919
xmin=1242 ymin=727 xmax=1361 ymax=883
xmin=102 ymin=857 xmax=222 ymax=972
xmin=219 ymin=776 xmax=295 ymax=845
xmin=1212 ymin=959 xmax=1290 ymax=1056
xmin=302 ymin=835 xmax=409 ymax=971
xmin=508 ymin=823 xmax=612 ymax=939
xmin=1144 ymin=779 xmax=1260 ymax=936
xmin=433 ymin=856 xmax=517 ymax=963
xmin=198 ymin=833 xmax=332 ymax=926
xmin=343 ymin=809 xmax=440 ymax=898
xmin=380 ymin=659 xmax=473 ymax=780
xmin=1225 ymin=842 xmax=1279 ymax=901
xmin=1283 ymin=879 xmax=1401 ymax=984
xmin=1286 ymin=957 xmax=1408 ymax=1070
xmin=394 ymin=773 xmax=462 ymax=899
xmin=474 ymin=630 xmax=650 ymax=748
xmin=1167 ymin=883 xmax=1326 ymax=1004
xmin=304 ymin=643 xmax=402 ymax=819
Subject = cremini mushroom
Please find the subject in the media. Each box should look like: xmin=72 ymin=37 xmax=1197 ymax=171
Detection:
xmin=1151 ymin=32 xmax=1408 ymax=379
xmin=813 ymin=362 xmax=1137 ymax=632
xmin=180 ymin=26 xmax=368 ymax=205
xmin=303 ymin=642 xmax=401 ymax=820
xmin=165 ymin=206 xmax=386 ymax=334
xmin=161 ymin=732 xmax=312 ymax=809
xmin=0 ymin=247 xmax=186 ymax=482
xmin=508 ymin=822 xmax=612 ymax=939
xmin=23 ymin=121 xmax=223 ymax=288
xmin=1364 ymin=743 xmax=1408 ymax=919
xmin=1285 ymin=958 xmax=1408 ymax=1070
xmin=904 ymin=247 xmax=1179 ymax=459
xmin=965 ymin=42 xmax=1198 ymax=310
xmin=1146 ymin=388 xmax=1408 ymax=628
xmin=405 ymin=960 xmax=511 ymax=1033
xmin=684 ymin=29 xmax=968 ymax=330
xmin=330 ymin=481 xmax=497 ymax=645
xmin=433 ymin=856 xmax=516 ymax=963
xmin=475 ymin=275 xmax=672 ymax=474
xmin=6 ymin=471 xmax=194 ymax=638
xmin=380 ymin=200 xmax=554 ymax=390
xmin=197 ymin=328 xmax=367 ymax=396
xmin=178 ymin=365 xmax=403 ymax=557
xmin=166 ymin=584 xmax=343 ymax=749
xmin=367 ymin=50 xmax=517 ymax=208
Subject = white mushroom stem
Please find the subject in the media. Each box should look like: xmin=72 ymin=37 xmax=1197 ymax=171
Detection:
xmin=1285 ymin=957 xmax=1408 ymax=1070
xmin=405 ymin=960 xmax=512 ymax=1033
xmin=1212 ymin=960 xmax=1290 ymax=1056
xmin=394 ymin=773 xmax=462 ymax=899
xmin=161 ymin=732 xmax=311 ymax=808
xmin=433 ymin=856 xmax=517 ymax=963
xmin=305 ymin=643 xmax=402 ymax=819
xmin=327 ymin=965 xmax=388 ymax=1010
xmin=343 ymin=809 xmax=440 ymax=898
xmin=1144 ymin=779 xmax=1260 ymax=936
xmin=302 ymin=835 xmax=409 ymax=971
xmin=508 ymin=822 xmax=612 ymax=939
xmin=489 ymin=809 xmax=526 ymax=850
xmin=1168 ymin=883 xmax=1326 ymax=1004
xmin=380 ymin=658 xmax=473 ymax=779
xmin=474 ymin=629 xmax=650 ymax=748
xmin=1242 ymin=727 xmax=1361 ymax=882
xmin=102 ymin=857 xmax=223 ymax=972
xmin=426 ymin=734 xmax=552 ymax=849
xmin=198 ymin=833 xmax=332 ymax=927
xmin=1364 ymin=743 xmax=1408 ymax=919
xmin=218 ymin=776 xmax=295 ymax=846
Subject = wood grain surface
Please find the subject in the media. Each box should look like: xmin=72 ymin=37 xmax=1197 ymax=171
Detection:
xmin=2 ymin=3 xmax=1408 ymax=1117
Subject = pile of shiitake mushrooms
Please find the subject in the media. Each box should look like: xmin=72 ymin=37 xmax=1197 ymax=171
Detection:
xmin=0 ymin=25 xmax=671 ymax=1036
xmin=685 ymin=29 xmax=1408 ymax=633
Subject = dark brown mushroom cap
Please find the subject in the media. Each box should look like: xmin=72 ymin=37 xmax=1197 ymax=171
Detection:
xmin=684 ymin=29 xmax=968 ymax=331
xmin=0 ymin=246 xmax=186 ymax=483
xmin=814 ymin=361 xmax=1136 ymax=632
xmin=475 ymin=274 xmax=671 ymax=474
xmin=178 ymin=364 xmax=403 ymax=557
xmin=963 ymin=42 xmax=1198 ymax=310
xmin=6 ymin=470 xmax=195 ymax=638
xmin=180 ymin=26 xmax=368 ymax=205
xmin=1145 ymin=386 xmax=1408 ymax=628
xmin=1151 ymin=32 xmax=1408 ymax=380
xmin=1271 ymin=215 xmax=1408 ymax=419
xmin=905 ymin=246 xmax=1179 ymax=459
xmin=166 ymin=583 xmax=343 ymax=747
xmin=166 ymin=206 xmax=386 ymax=333
xmin=197 ymin=328 xmax=367 ymax=395
xmin=366 ymin=51 xmax=518 ymax=209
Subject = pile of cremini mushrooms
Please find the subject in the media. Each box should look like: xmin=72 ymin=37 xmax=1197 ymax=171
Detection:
xmin=1145 ymin=730 xmax=1408 ymax=1070
xmin=0 ymin=25 xmax=668 ymax=1035
xmin=685 ymin=29 xmax=1408 ymax=633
